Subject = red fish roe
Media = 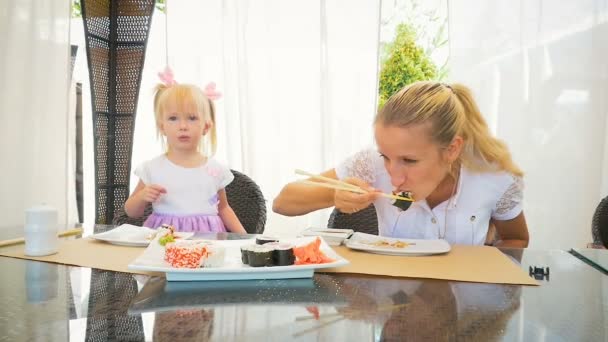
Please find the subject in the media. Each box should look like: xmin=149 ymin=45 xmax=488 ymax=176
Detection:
xmin=165 ymin=242 xmax=208 ymax=268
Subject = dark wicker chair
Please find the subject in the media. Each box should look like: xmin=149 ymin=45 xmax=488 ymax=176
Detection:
xmin=592 ymin=196 xmax=608 ymax=248
xmin=112 ymin=170 xmax=267 ymax=234
xmin=327 ymin=205 xmax=378 ymax=235
xmin=81 ymin=0 xmax=156 ymax=224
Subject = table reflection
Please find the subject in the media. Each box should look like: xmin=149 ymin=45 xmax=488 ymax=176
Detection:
xmin=1 ymin=228 xmax=607 ymax=341
xmin=85 ymin=270 xmax=144 ymax=341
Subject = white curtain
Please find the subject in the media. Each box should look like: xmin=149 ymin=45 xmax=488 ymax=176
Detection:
xmin=130 ymin=0 xmax=381 ymax=235
xmin=448 ymin=0 xmax=608 ymax=248
xmin=0 ymin=1 xmax=72 ymax=339
xmin=0 ymin=1 xmax=73 ymax=227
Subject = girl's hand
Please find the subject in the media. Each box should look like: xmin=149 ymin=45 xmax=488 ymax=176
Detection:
xmin=140 ymin=184 xmax=167 ymax=203
xmin=334 ymin=178 xmax=380 ymax=214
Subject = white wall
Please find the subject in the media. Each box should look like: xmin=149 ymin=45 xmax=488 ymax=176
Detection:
xmin=0 ymin=1 xmax=72 ymax=226
xmin=448 ymin=0 xmax=608 ymax=248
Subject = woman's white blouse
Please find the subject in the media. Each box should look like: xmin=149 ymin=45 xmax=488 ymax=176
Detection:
xmin=335 ymin=149 xmax=523 ymax=245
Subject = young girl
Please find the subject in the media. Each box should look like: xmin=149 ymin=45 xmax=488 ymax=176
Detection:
xmin=124 ymin=69 xmax=246 ymax=234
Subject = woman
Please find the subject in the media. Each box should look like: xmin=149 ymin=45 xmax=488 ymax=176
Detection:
xmin=273 ymin=81 xmax=529 ymax=247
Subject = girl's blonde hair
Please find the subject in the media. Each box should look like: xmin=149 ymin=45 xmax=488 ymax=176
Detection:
xmin=153 ymin=83 xmax=217 ymax=156
xmin=375 ymin=81 xmax=523 ymax=177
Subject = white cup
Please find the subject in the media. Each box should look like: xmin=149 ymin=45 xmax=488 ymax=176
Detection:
xmin=24 ymin=204 xmax=59 ymax=257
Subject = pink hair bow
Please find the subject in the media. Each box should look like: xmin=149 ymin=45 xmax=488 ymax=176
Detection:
xmin=158 ymin=66 xmax=177 ymax=86
xmin=204 ymin=82 xmax=222 ymax=101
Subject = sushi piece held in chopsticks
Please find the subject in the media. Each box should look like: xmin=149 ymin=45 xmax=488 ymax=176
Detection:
xmin=294 ymin=169 xmax=415 ymax=211
xmin=392 ymin=191 xmax=414 ymax=211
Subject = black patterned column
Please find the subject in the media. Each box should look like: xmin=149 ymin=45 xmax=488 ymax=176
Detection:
xmin=81 ymin=0 xmax=156 ymax=223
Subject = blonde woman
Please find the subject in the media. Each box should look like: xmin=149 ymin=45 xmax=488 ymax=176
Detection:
xmin=273 ymin=81 xmax=529 ymax=247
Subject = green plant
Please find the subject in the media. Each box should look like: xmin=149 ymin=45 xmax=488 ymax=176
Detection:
xmin=378 ymin=23 xmax=437 ymax=108
xmin=72 ymin=0 xmax=81 ymax=18
xmin=72 ymin=0 xmax=165 ymax=18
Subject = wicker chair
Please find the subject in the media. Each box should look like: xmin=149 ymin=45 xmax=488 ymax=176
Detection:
xmin=327 ymin=205 xmax=379 ymax=235
xmin=81 ymin=0 xmax=156 ymax=224
xmin=591 ymin=196 xmax=608 ymax=248
xmin=112 ymin=170 xmax=267 ymax=234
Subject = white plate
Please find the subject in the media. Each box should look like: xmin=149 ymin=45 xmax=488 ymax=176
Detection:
xmin=344 ymin=232 xmax=451 ymax=256
xmin=128 ymin=236 xmax=349 ymax=281
xmin=90 ymin=224 xmax=194 ymax=247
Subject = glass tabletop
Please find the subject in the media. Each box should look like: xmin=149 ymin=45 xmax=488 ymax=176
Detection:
xmin=570 ymin=248 xmax=608 ymax=274
xmin=0 ymin=227 xmax=607 ymax=341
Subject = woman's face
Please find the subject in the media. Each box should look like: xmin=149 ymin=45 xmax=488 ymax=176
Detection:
xmin=374 ymin=122 xmax=451 ymax=201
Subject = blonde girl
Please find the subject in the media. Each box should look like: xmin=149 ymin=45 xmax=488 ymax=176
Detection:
xmin=125 ymin=69 xmax=246 ymax=233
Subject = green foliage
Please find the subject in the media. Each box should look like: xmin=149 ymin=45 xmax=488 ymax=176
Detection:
xmin=155 ymin=0 xmax=166 ymax=13
xmin=72 ymin=0 xmax=81 ymax=18
xmin=378 ymin=23 xmax=438 ymax=108
xmin=72 ymin=0 xmax=165 ymax=18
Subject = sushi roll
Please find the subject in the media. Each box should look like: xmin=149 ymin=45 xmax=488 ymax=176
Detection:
xmin=271 ymin=243 xmax=295 ymax=266
xmin=240 ymin=245 xmax=254 ymax=264
xmin=164 ymin=240 xmax=208 ymax=268
xmin=201 ymin=244 xmax=225 ymax=268
xmin=256 ymin=236 xmax=279 ymax=245
xmin=247 ymin=245 xmax=274 ymax=267
xmin=392 ymin=191 xmax=414 ymax=211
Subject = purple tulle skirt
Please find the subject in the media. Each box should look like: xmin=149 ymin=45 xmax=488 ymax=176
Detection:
xmin=143 ymin=212 xmax=227 ymax=233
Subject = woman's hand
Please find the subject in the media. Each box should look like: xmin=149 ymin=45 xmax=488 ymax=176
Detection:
xmin=334 ymin=177 xmax=380 ymax=214
xmin=140 ymin=184 xmax=167 ymax=203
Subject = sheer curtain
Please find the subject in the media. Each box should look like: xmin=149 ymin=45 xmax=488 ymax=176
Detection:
xmin=448 ymin=0 xmax=608 ymax=248
xmin=0 ymin=1 xmax=73 ymax=226
xmin=130 ymin=0 xmax=381 ymax=235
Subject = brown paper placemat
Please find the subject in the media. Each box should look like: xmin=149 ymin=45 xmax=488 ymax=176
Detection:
xmin=0 ymin=238 xmax=537 ymax=285
xmin=321 ymin=245 xmax=538 ymax=285
xmin=0 ymin=238 xmax=160 ymax=276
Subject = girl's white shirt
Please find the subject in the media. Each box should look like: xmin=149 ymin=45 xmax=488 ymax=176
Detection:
xmin=336 ymin=149 xmax=523 ymax=245
xmin=134 ymin=155 xmax=234 ymax=215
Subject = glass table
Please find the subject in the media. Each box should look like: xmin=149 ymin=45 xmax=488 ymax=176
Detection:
xmin=570 ymin=248 xmax=608 ymax=274
xmin=0 ymin=225 xmax=607 ymax=341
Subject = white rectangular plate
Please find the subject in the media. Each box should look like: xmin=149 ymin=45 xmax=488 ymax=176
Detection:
xmin=128 ymin=236 xmax=349 ymax=281
xmin=90 ymin=224 xmax=194 ymax=247
xmin=344 ymin=232 xmax=451 ymax=256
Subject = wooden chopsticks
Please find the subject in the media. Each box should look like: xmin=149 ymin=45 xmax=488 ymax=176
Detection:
xmin=0 ymin=227 xmax=83 ymax=248
xmin=295 ymin=169 xmax=413 ymax=202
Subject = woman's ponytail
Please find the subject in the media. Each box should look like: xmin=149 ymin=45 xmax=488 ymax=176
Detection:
xmin=451 ymin=84 xmax=523 ymax=177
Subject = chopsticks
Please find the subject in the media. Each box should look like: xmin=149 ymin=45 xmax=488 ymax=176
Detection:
xmin=0 ymin=227 xmax=83 ymax=248
xmin=295 ymin=169 xmax=413 ymax=202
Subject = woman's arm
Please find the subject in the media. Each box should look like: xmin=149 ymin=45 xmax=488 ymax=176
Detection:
xmin=272 ymin=169 xmax=379 ymax=216
xmin=217 ymin=189 xmax=247 ymax=234
xmin=492 ymin=212 xmax=529 ymax=248
xmin=272 ymin=169 xmax=339 ymax=216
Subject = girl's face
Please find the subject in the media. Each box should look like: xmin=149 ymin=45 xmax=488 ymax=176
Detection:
xmin=159 ymin=100 xmax=208 ymax=152
xmin=374 ymin=122 xmax=458 ymax=201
